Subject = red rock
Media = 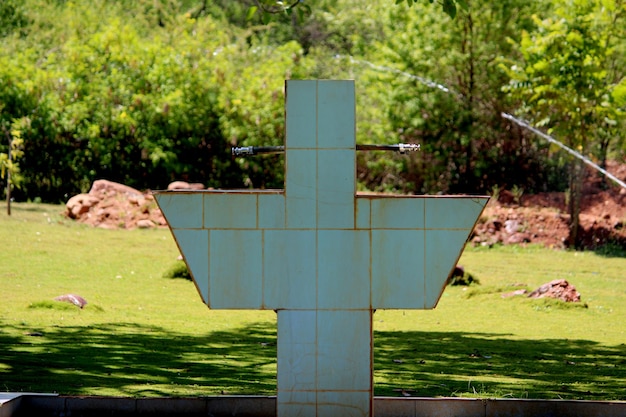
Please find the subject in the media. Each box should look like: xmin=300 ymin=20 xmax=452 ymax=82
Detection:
xmin=65 ymin=194 xmax=100 ymax=219
xmin=137 ymin=219 xmax=154 ymax=229
xmin=527 ymin=279 xmax=581 ymax=302
xmin=167 ymin=181 xmax=205 ymax=190
xmin=54 ymin=294 xmax=87 ymax=308
xmin=64 ymin=179 xmax=166 ymax=229
xmin=167 ymin=181 xmax=191 ymax=190
xmin=89 ymin=179 xmax=143 ymax=197
xmin=501 ymin=289 xmax=528 ymax=298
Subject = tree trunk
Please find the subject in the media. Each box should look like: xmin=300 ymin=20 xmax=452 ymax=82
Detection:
xmin=567 ymin=158 xmax=583 ymax=248
xmin=4 ymin=127 xmax=11 ymax=216
xmin=460 ymin=11 xmax=475 ymax=189
xmin=6 ymin=167 xmax=10 ymax=216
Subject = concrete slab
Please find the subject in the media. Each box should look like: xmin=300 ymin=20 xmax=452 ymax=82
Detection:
xmin=3 ymin=395 xmax=626 ymax=417
xmin=375 ymin=397 xmax=487 ymax=417
xmin=0 ymin=396 xmax=21 ymax=417
xmin=0 ymin=393 xmax=58 ymax=417
xmin=0 ymin=393 xmax=56 ymax=405
xmin=375 ymin=397 xmax=416 ymax=417
xmin=485 ymin=398 xmax=626 ymax=417
xmin=415 ymin=398 xmax=486 ymax=417
xmin=137 ymin=397 xmax=207 ymax=416
xmin=65 ymin=396 xmax=136 ymax=416
xmin=206 ymin=396 xmax=276 ymax=417
xmin=12 ymin=396 xmax=65 ymax=417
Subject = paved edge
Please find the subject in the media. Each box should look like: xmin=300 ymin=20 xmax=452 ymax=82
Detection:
xmin=2 ymin=394 xmax=626 ymax=417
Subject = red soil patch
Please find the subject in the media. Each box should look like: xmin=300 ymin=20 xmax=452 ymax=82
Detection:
xmin=65 ymin=163 xmax=626 ymax=250
xmin=472 ymin=161 xmax=626 ymax=249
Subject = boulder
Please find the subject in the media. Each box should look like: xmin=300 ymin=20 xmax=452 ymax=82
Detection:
xmin=54 ymin=294 xmax=87 ymax=308
xmin=501 ymin=289 xmax=528 ymax=298
xmin=527 ymin=279 xmax=581 ymax=302
xmin=64 ymin=179 xmax=166 ymax=229
xmin=66 ymin=194 xmax=100 ymax=219
xmin=137 ymin=219 xmax=155 ymax=229
xmin=89 ymin=179 xmax=143 ymax=198
xmin=505 ymin=233 xmax=531 ymax=244
xmin=167 ymin=181 xmax=205 ymax=190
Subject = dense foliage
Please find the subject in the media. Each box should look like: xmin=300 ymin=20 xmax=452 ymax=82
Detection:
xmin=1 ymin=0 xmax=624 ymax=208
xmin=501 ymin=0 xmax=626 ymax=245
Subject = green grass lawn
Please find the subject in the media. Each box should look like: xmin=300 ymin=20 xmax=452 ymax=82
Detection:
xmin=1 ymin=203 xmax=625 ymax=400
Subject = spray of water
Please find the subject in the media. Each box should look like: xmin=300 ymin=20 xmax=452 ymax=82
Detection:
xmin=340 ymin=55 xmax=626 ymax=190
xmin=501 ymin=113 xmax=626 ymax=189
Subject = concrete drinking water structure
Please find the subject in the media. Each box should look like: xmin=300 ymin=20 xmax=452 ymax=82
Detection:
xmin=155 ymin=80 xmax=488 ymax=417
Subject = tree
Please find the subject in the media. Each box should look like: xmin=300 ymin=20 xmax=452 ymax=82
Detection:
xmin=0 ymin=0 xmax=318 ymax=200
xmin=1 ymin=119 xmax=25 ymax=215
xmin=501 ymin=0 xmax=626 ymax=248
xmin=345 ymin=0 xmax=549 ymax=195
xmin=0 ymin=0 xmax=29 ymax=38
xmin=252 ymin=0 xmax=466 ymax=20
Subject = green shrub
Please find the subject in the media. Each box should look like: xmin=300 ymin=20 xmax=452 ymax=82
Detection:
xmin=163 ymin=260 xmax=192 ymax=280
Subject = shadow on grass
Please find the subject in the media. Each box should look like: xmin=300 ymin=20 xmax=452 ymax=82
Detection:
xmin=1 ymin=321 xmax=625 ymax=400
xmin=0 ymin=322 xmax=277 ymax=397
xmin=374 ymin=330 xmax=626 ymax=400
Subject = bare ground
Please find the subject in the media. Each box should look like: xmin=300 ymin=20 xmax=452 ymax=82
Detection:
xmin=472 ymin=161 xmax=626 ymax=250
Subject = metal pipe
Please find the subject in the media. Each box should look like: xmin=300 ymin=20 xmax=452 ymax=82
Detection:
xmin=232 ymin=143 xmax=420 ymax=157
xmin=356 ymin=143 xmax=420 ymax=153
xmin=231 ymin=146 xmax=285 ymax=156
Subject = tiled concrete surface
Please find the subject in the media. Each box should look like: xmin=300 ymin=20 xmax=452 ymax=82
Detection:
xmin=155 ymin=80 xmax=488 ymax=417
